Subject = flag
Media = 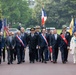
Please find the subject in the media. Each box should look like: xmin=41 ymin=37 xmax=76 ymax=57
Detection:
xmin=73 ymin=18 xmax=76 ymax=33
xmin=3 ymin=18 xmax=9 ymax=37
xmin=0 ymin=20 xmax=2 ymax=31
xmin=41 ymin=8 xmax=47 ymax=26
xmin=69 ymin=18 xmax=74 ymax=35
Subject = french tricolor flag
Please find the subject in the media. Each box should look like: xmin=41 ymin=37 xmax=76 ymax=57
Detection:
xmin=41 ymin=8 xmax=47 ymax=26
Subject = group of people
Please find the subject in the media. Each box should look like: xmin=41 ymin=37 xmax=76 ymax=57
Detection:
xmin=0 ymin=25 xmax=76 ymax=65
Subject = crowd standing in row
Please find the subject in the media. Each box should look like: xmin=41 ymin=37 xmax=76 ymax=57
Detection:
xmin=0 ymin=25 xmax=76 ymax=65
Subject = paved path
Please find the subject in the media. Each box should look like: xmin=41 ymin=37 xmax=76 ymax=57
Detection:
xmin=0 ymin=48 xmax=76 ymax=75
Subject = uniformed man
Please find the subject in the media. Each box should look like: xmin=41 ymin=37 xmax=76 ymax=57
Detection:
xmin=5 ymin=32 xmax=16 ymax=64
xmin=35 ymin=26 xmax=41 ymax=62
xmin=28 ymin=28 xmax=37 ymax=63
xmin=20 ymin=27 xmax=28 ymax=62
xmin=38 ymin=28 xmax=49 ymax=63
xmin=60 ymin=25 xmax=71 ymax=64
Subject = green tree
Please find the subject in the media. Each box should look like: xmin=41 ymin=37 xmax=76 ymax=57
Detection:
xmin=45 ymin=0 xmax=76 ymax=28
xmin=0 ymin=0 xmax=32 ymax=27
xmin=33 ymin=0 xmax=76 ymax=28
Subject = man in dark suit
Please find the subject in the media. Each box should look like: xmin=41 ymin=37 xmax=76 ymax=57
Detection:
xmin=38 ymin=28 xmax=49 ymax=63
xmin=11 ymin=32 xmax=16 ymax=61
xmin=60 ymin=25 xmax=71 ymax=64
xmin=15 ymin=31 xmax=25 ymax=64
xmin=6 ymin=32 xmax=16 ymax=64
xmin=0 ymin=32 xmax=4 ymax=64
xmin=48 ymin=30 xmax=53 ymax=61
xmin=50 ymin=29 xmax=60 ymax=63
xmin=28 ymin=28 xmax=37 ymax=63
xmin=20 ymin=27 xmax=28 ymax=62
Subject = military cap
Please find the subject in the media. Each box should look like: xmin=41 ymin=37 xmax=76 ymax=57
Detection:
xmin=30 ymin=28 xmax=35 ymax=31
xmin=35 ymin=26 xmax=40 ymax=29
xmin=62 ymin=25 xmax=67 ymax=29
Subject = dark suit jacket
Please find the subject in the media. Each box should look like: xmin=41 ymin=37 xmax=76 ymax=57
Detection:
xmin=38 ymin=33 xmax=49 ymax=48
xmin=21 ymin=33 xmax=28 ymax=48
xmin=35 ymin=32 xmax=41 ymax=45
xmin=5 ymin=36 xmax=16 ymax=49
xmin=60 ymin=32 xmax=71 ymax=48
xmin=50 ymin=34 xmax=61 ymax=48
xmin=28 ymin=33 xmax=38 ymax=49
xmin=0 ymin=35 xmax=4 ymax=49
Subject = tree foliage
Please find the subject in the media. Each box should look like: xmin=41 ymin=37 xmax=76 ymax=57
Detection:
xmin=0 ymin=0 xmax=76 ymax=28
xmin=33 ymin=0 xmax=76 ymax=28
xmin=0 ymin=0 xmax=32 ymax=27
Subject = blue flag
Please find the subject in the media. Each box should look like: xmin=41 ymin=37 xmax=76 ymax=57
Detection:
xmin=73 ymin=18 xmax=76 ymax=33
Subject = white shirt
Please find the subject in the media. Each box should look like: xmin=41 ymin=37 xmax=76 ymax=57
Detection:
xmin=54 ymin=34 xmax=57 ymax=40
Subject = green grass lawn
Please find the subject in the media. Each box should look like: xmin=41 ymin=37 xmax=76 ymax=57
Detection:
xmin=57 ymin=29 xmax=62 ymax=34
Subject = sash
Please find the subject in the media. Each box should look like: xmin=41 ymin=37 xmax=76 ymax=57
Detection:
xmin=16 ymin=35 xmax=24 ymax=47
xmin=60 ymin=34 xmax=68 ymax=45
xmin=41 ymin=34 xmax=48 ymax=45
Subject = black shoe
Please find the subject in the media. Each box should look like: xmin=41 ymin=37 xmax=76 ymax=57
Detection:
xmin=8 ymin=62 xmax=10 ymax=65
xmin=22 ymin=60 xmax=25 ymax=62
xmin=17 ymin=62 xmax=21 ymax=64
xmin=44 ymin=61 xmax=47 ymax=64
xmin=39 ymin=60 xmax=41 ymax=62
xmin=33 ymin=61 xmax=35 ymax=63
xmin=62 ymin=61 xmax=66 ymax=64
xmin=53 ymin=61 xmax=56 ymax=64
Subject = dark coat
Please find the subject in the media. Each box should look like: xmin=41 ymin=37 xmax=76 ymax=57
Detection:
xmin=21 ymin=33 xmax=28 ymax=48
xmin=5 ymin=36 xmax=16 ymax=49
xmin=28 ymin=33 xmax=38 ymax=49
xmin=15 ymin=35 xmax=24 ymax=48
xmin=50 ymin=34 xmax=61 ymax=48
xmin=35 ymin=32 xmax=41 ymax=45
xmin=0 ymin=35 xmax=4 ymax=49
xmin=38 ymin=33 xmax=49 ymax=48
xmin=60 ymin=32 xmax=71 ymax=48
